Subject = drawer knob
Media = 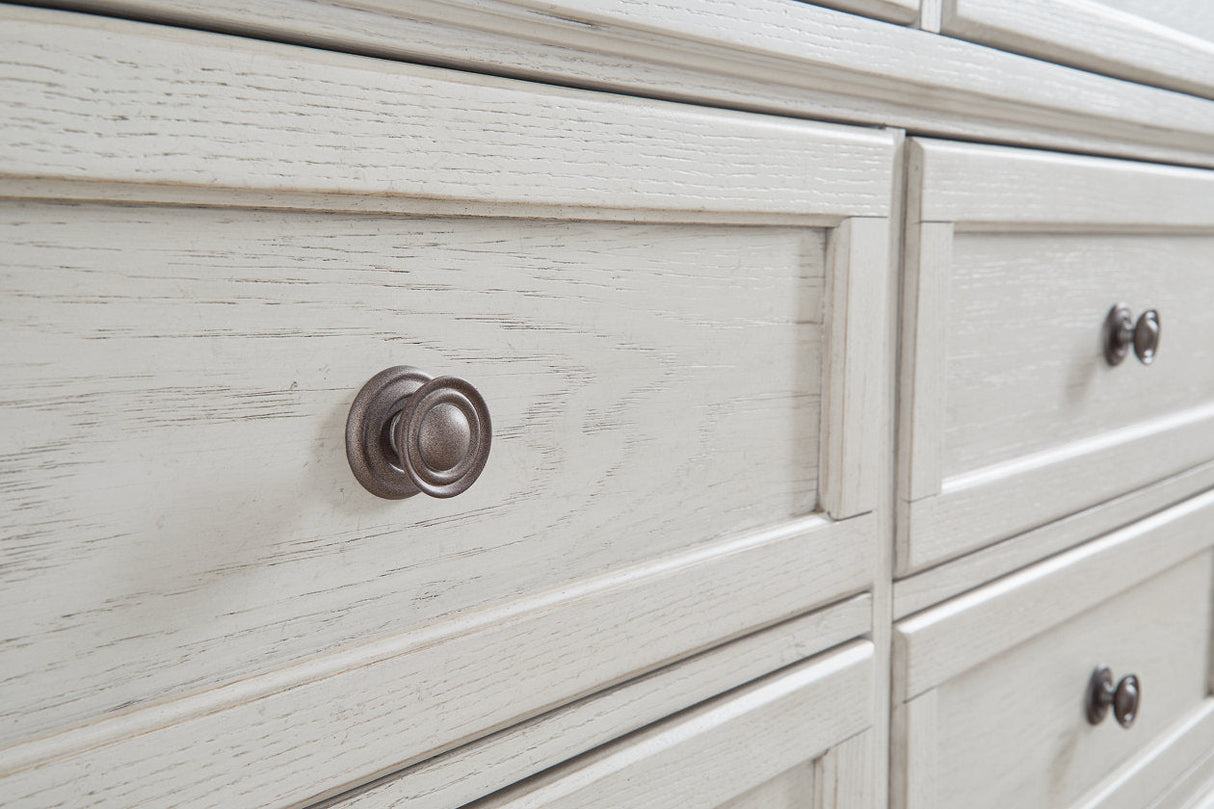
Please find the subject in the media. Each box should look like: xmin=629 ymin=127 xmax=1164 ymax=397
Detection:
xmin=346 ymin=366 xmax=491 ymax=500
xmin=1086 ymin=666 xmax=1141 ymax=729
xmin=1104 ymin=304 xmax=1161 ymax=366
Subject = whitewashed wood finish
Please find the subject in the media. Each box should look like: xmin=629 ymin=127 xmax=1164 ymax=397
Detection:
xmin=813 ymin=730 xmax=875 ymax=809
xmin=942 ymin=0 xmax=1214 ymax=100
xmin=895 ymin=222 xmax=950 ymax=504
xmin=894 ymin=458 xmax=1214 ymax=618
xmin=911 ymin=139 xmax=1214 ymax=229
xmin=294 ymin=596 xmax=870 ymax=809
xmin=0 ymin=7 xmax=899 ymax=803
xmin=0 ymin=7 xmax=894 ymax=221
xmin=716 ymin=763 xmax=816 ymax=809
xmin=822 ymin=217 xmax=889 ymax=519
xmin=1075 ymin=702 xmax=1214 ymax=809
xmin=0 ymin=202 xmax=836 ymax=739
xmin=463 ymin=642 xmax=873 ymax=809
xmin=895 ymin=489 xmax=1214 ymax=700
xmin=810 ymin=0 xmax=918 ymax=24
xmin=900 ymin=553 xmax=1213 ymax=809
xmin=17 ymin=1 xmax=1214 ymax=169
xmin=898 ymin=139 xmax=1214 ymax=573
xmin=0 ymin=514 xmax=874 ymax=809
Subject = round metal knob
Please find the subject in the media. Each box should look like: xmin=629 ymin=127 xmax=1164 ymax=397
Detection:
xmin=1104 ymin=304 xmax=1161 ymax=366
xmin=1133 ymin=310 xmax=1160 ymax=365
xmin=1086 ymin=666 xmax=1141 ymax=729
xmin=346 ymin=366 xmax=491 ymax=500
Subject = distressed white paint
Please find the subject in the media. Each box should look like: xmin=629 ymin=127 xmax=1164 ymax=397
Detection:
xmin=899 ymin=553 xmax=1213 ymax=809
xmin=898 ymin=138 xmax=1214 ymax=573
xmin=7 ymin=2 xmax=1214 ymax=169
xmin=943 ymin=0 xmax=1214 ymax=100
xmin=462 ymin=642 xmax=873 ymax=809
xmin=294 ymin=596 xmax=871 ymax=809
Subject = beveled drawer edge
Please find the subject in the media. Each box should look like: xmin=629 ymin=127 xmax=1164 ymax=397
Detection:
xmin=22 ymin=0 xmax=1214 ymax=168
xmin=0 ymin=6 xmax=895 ymax=222
xmin=310 ymin=594 xmax=871 ymax=809
xmin=943 ymin=0 xmax=1214 ymax=102
xmin=0 ymin=513 xmax=876 ymax=809
xmin=900 ymin=402 xmax=1214 ymax=573
xmin=893 ymin=490 xmax=1214 ymax=701
xmin=466 ymin=640 xmax=874 ymax=809
xmin=1073 ymin=699 xmax=1214 ymax=809
xmin=893 ymin=457 xmax=1214 ymax=619
xmin=909 ymin=138 xmax=1214 ymax=229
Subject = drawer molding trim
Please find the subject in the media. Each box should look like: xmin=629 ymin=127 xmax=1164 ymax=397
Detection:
xmin=21 ymin=0 xmax=1214 ymax=167
xmin=0 ymin=514 xmax=876 ymax=809
xmin=897 ymin=138 xmax=1214 ymax=574
xmin=468 ymin=641 xmax=874 ymax=809
xmin=942 ymin=0 xmax=1214 ymax=101
xmin=894 ymin=489 xmax=1214 ymax=701
xmin=315 ymin=596 xmax=872 ymax=809
xmin=0 ymin=6 xmax=894 ymax=222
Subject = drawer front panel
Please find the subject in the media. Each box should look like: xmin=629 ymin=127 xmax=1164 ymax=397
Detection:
xmin=0 ymin=8 xmax=893 ymax=809
xmin=898 ymin=139 xmax=1214 ymax=572
xmin=0 ymin=202 xmax=826 ymax=743
xmin=895 ymin=493 xmax=1214 ymax=809
xmin=941 ymin=0 xmax=1214 ymax=100
xmin=944 ymin=231 xmax=1214 ymax=474
xmin=462 ymin=642 xmax=874 ymax=809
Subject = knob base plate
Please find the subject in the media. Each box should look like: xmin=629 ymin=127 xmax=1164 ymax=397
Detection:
xmin=346 ymin=365 xmax=433 ymax=499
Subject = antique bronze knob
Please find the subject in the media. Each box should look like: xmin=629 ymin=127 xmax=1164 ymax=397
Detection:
xmin=1104 ymin=304 xmax=1161 ymax=366
xmin=1086 ymin=666 xmax=1141 ymax=729
xmin=346 ymin=366 xmax=491 ymax=499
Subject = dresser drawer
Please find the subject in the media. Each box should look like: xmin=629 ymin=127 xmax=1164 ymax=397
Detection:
xmin=453 ymin=641 xmax=874 ymax=809
xmin=894 ymin=491 xmax=1214 ymax=809
xmin=939 ymin=0 xmax=1214 ymax=99
xmin=0 ymin=8 xmax=893 ymax=809
xmin=898 ymin=139 xmax=1214 ymax=573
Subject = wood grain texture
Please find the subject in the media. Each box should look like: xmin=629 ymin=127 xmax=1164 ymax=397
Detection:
xmin=912 ymin=139 xmax=1214 ymax=228
xmin=895 ymin=221 xmax=950 ymax=505
xmin=1075 ymin=701 xmax=1214 ymax=809
xmin=0 ymin=6 xmax=893 ymax=221
xmin=13 ymin=0 xmax=1214 ymax=169
xmin=0 ymin=202 xmax=832 ymax=741
xmin=0 ymin=512 xmax=875 ymax=809
xmin=814 ymin=729 xmax=875 ymax=809
xmin=902 ymin=555 xmax=1213 ymax=809
xmin=894 ymin=458 xmax=1214 ymax=618
xmin=821 ymin=217 xmax=889 ymax=519
xmin=895 ymin=490 xmax=1214 ymax=700
xmin=806 ymin=0 xmax=918 ymax=25
xmin=301 ymin=596 xmax=871 ymax=809
xmin=461 ymin=642 xmax=873 ymax=809
xmin=899 ymin=139 xmax=1214 ymax=573
xmin=943 ymin=0 xmax=1214 ymax=100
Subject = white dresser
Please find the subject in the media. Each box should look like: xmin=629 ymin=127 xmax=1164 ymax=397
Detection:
xmin=2 ymin=2 xmax=1213 ymax=808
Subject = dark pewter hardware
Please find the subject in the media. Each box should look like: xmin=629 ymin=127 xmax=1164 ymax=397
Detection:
xmin=1086 ymin=665 xmax=1141 ymax=729
xmin=1104 ymin=304 xmax=1161 ymax=366
xmin=346 ymin=366 xmax=491 ymax=499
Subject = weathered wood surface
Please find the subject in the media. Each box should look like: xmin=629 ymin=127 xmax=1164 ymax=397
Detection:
xmin=900 ymin=554 xmax=1212 ymax=809
xmin=464 ymin=642 xmax=874 ymax=809
xmin=943 ymin=0 xmax=1214 ymax=100
xmin=899 ymin=139 xmax=1214 ymax=572
xmin=324 ymin=596 xmax=870 ymax=809
xmin=13 ymin=0 xmax=1214 ymax=168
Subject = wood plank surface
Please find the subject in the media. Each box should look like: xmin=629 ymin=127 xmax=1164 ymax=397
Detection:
xmin=463 ymin=642 xmax=873 ymax=809
xmin=895 ymin=491 xmax=1214 ymax=700
xmin=0 ymin=6 xmax=893 ymax=220
xmin=318 ymin=596 xmax=871 ymax=809
xmin=14 ymin=0 xmax=1214 ymax=168
xmin=944 ymin=0 xmax=1214 ymax=100
xmin=904 ymin=557 xmax=1212 ymax=809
